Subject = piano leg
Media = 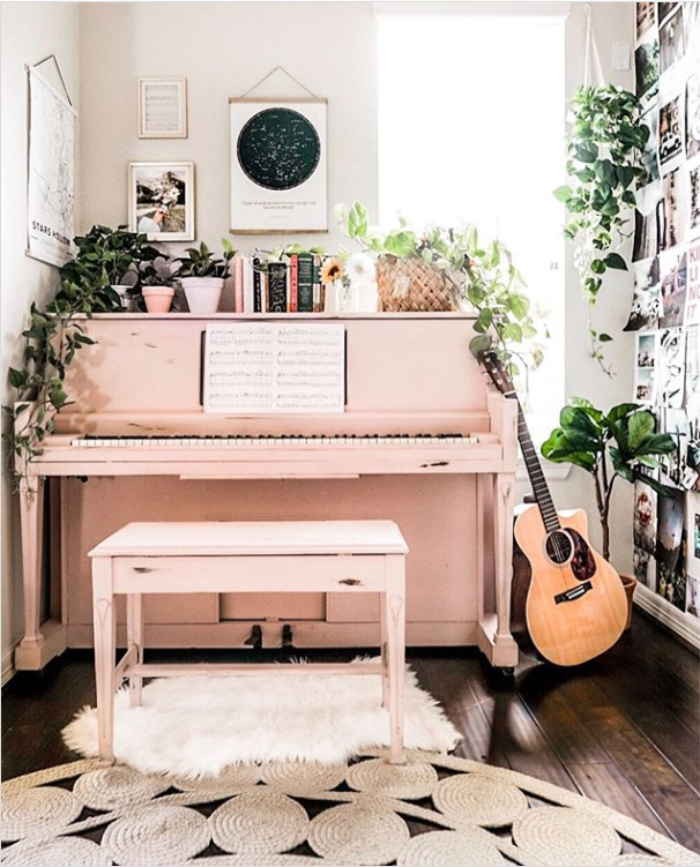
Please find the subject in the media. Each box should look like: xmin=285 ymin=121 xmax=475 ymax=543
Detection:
xmin=15 ymin=474 xmax=67 ymax=672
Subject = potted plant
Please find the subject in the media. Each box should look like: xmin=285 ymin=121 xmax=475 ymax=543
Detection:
xmin=175 ymin=240 xmax=235 ymax=314
xmin=554 ymin=86 xmax=649 ymax=375
xmin=337 ymin=202 xmax=544 ymax=374
xmin=541 ymin=398 xmax=676 ymax=627
xmin=138 ymin=256 xmax=179 ymax=313
xmin=71 ymin=225 xmax=161 ymax=309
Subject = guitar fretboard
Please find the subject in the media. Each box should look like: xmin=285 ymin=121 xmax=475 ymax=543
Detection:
xmin=516 ymin=406 xmax=561 ymax=533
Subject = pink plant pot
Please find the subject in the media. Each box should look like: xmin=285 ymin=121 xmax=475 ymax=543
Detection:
xmin=143 ymin=287 xmax=174 ymax=314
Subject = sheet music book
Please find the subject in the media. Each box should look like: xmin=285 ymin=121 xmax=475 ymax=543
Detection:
xmin=203 ymin=323 xmax=346 ymax=414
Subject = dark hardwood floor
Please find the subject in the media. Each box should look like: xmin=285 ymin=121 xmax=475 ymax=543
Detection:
xmin=3 ymin=611 xmax=699 ymax=853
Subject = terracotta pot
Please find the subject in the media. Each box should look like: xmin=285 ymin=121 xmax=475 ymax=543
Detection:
xmin=142 ymin=286 xmax=174 ymax=314
xmin=181 ymin=277 xmax=224 ymax=313
xmin=620 ymin=573 xmax=636 ymax=631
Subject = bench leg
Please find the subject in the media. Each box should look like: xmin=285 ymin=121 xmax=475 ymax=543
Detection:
xmin=127 ymin=594 xmax=144 ymax=708
xmin=386 ymin=555 xmax=406 ymax=765
xmin=92 ymin=557 xmax=116 ymax=766
xmin=380 ymin=592 xmax=389 ymax=710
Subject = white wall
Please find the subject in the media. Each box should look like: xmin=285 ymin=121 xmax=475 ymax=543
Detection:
xmin=0 ymin=1 xmax=81 ymax=684
xmin=0 ymin=2 xmax=639 ymax=679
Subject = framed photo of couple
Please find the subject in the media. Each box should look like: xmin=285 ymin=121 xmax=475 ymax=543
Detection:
xmin=128 ymin=161 xmax=195 ymax=241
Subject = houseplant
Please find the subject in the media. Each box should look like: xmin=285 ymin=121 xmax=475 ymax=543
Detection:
xmin=337 ymin=202 xmax=545 ymax=373
xmin=555 ymin=85 xmax=649 ymax=375
xmin=175 ymin=240 xmax=235 ymax=314
xmin=70 ymin=225 xmax=161 ymax=309
xmin=541 ymin=398 xmax=675 ymax=623
xmin=138 ymin=256 xmax=179 ymax=313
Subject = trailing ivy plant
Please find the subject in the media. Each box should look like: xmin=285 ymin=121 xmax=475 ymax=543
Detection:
xmin=336 ymin=202 xmax=547 ymax=375
xmin=555 ymin=85 xmax=649 ymax=376
xmin=3 ymin=253 xmax=125 ymax=493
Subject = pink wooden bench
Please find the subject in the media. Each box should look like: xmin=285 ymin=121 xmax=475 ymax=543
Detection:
xmin=89 ymin=520 xmax=408 ymax=766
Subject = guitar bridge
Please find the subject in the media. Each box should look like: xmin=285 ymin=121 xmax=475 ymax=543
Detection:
xmin=554 ymin=581 xmax=592 ymax=605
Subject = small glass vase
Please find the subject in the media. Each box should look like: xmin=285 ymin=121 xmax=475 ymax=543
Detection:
xmin=336 ymin=279 xmax=358 ymax=313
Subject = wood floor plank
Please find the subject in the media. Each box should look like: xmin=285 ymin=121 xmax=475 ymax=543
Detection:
xmin=635 ymin=784 xmax=700 ymax=852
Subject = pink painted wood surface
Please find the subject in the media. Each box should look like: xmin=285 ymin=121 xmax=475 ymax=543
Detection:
xmin=89 ymin=520 xmax=409 ymax=557
xmin=15 ymin=315 xmax=517 ymax=669
xmin=92 ymin=518 xmax=406 ymax=765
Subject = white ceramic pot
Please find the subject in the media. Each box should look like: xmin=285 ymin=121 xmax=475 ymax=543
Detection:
xmin=142 ymin=286 xmax=174 ymax=314
xmin=181 ymin=277 xmax=224 ymax=314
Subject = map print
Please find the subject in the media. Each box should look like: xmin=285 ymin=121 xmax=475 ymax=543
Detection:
xmin=27 ymin=71 xmax=75 ymax=267
xmin=237 ymin=108 xmax=321 ymax=191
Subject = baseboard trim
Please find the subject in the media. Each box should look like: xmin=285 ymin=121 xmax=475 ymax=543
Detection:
xmin=1 ymin=644 xmax=18 ymax=686
xmin=634 ymin=583 xmax=700 ymax=651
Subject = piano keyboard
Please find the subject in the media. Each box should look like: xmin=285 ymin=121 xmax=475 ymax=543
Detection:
xmin=71 ymin=434 xmax=478 ymax=448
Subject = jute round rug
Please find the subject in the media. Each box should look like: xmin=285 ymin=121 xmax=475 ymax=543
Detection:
xmin=2 ymin=750 xmax=699 ymax=866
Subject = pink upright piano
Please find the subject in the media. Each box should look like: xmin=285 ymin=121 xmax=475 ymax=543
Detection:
xmin=15 ymin=313 xmax=518 ymax=672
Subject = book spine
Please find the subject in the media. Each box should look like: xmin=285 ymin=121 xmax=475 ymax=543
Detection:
xmin=268 ymin=262 xmax=287 ymax=313
xmin=290 ymin=254 xmax=299 ymax=313
xmin=243 ymin=257 xmax=255 ymax=313
xmin=262 ymin=270 xmax=269 ymax=313
xmin=234 ymin=255 xmax=244 ymax=312
xmin=298 ymin=254 xmax=314 ymax=312
xmin=253 ymin=258 xmax=262 ymax=313
xmin=312 ymin=255 xmax=322 ymax=313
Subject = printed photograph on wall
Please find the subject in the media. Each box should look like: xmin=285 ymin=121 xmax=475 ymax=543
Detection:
xmin=687 ymin=576 xmax=700 ymax=618
xmin=230 ymin=98 xmax=327 ymax=233
xmin=659 ymin=95 xmax=684 ymax=174
xmin=128 ymin=162 xmax=194 ymax=241
xmin=662 ymin=408 xmax=690 ymax=487
xmin=658 ymin=3 xmax=679 ymax=26
xmin=641 ymin=107 xmax=661 ymax=184
xmin=662 ymin=168 xmax=689 ymax=248
xmin=659 ymin=6 xmax=686 ymax=76
xmin=633 ymin=182 xmax=664 ymax=261
xmin=634 ymin=332 xmax=657 ymax=402
xmin=658 ymin=246 xmax=687 ymax=327
xmin=685 ymin=240 xmax=700 ymax=323
xmin=634 ymin=476 xmax=658 ymax=553
xmin=656 ymin=488 xmax=687 ymax=610
xmin=634 ymin=545 xmax=657 ymax=590
xmin=657 ymin=327 xmax=686 ymax=407
xmin=626 ymin=257 xmax=661 ymax=329
xmin=686 ymin=73 xmax=700 ymax=159
xmin=636 ymin=28 xmax=660 ymax=105
xmin=689 ymin=165 xmax=700 ymax=236
xmin=686 ymin=326 xmax=700 ymax=398
xmin=637 ymin=1 xmax=656 ymax=39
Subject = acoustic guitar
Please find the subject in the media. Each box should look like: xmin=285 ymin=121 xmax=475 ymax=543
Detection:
xmin=480 ymin=351 xmax=628 ymax=666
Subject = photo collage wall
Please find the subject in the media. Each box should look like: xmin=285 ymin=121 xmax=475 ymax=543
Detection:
xmin=631 ymin=3 xmax=700 ymax=618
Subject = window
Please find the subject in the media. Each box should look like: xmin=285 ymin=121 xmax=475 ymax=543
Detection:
xmin=377 ymin=9 xmax=566 ymax=445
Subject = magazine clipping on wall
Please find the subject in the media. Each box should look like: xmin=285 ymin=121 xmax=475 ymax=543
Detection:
xmin=631 ymin=1 xmax=700 ymax=619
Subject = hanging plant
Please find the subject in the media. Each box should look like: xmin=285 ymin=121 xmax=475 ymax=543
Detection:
xmin=555 ymin=85 xmax=649 ymax=376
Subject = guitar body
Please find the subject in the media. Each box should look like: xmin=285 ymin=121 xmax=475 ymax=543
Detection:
xmin=515 ymin=504 xmax=627 ymax=666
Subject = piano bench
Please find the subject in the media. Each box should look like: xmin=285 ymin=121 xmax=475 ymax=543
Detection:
xmin=88 ymin=520 xmax=409 ymax=767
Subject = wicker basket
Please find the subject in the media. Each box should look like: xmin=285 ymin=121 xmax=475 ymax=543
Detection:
xmin=376 ymin=255 xmax=457 ymax=312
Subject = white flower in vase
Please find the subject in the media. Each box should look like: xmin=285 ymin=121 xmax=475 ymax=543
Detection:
xmin=346 ymin=252 xmax=376 ymax=287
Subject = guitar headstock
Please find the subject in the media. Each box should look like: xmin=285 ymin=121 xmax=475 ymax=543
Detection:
xmin=478 ymin=350 xmax=517 ymax=398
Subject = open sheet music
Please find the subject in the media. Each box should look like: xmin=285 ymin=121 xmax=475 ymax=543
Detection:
xmin=203 ymin=323 xmax=346 ymax=414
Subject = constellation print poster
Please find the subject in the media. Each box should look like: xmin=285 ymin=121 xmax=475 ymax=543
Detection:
xmin=229 ymin=99 xmax=327 ymax=233
xmin=203 ymin=323 xmax=345 ymax=414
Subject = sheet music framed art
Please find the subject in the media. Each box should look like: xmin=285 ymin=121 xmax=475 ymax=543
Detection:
xmin=229 ymin=98 xmax=328 ymax=234
xmin=138 ymin=77 xmax=187 ymax=138
xmin=203 ymin=323 xmax=345 ymax=414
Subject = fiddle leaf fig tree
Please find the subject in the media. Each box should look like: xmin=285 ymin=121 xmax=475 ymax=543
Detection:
xmin=555 ymin=86 xmax=649 ymax=376
xmin=541 ymin=398 xmax=676 ymax=562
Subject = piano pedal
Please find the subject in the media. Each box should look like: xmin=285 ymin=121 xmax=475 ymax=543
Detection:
xmin=243 ymin=624 xmax=263 ymax=651
xmin=282 ymin=624 xmax=294 ymax=650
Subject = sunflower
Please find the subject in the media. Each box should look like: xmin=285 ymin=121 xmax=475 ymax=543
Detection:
xmin=320 ymin=257 xmax=344 ymax=285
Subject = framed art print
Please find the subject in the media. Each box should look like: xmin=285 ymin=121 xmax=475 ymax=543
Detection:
xmin=138 ymin=77 xmax=187 ymax=138
xmin=128 ymin=161 xmax=194 ymax=241
xmin=229 ymin=98 xmax=327 ymax=234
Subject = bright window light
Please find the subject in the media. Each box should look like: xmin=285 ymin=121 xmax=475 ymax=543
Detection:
xmin=377 ymin=12 xmax=566 ymax=445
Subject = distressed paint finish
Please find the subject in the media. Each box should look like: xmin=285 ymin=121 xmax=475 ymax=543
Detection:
xmin=14 ymin=314 xmax=518 ymax=670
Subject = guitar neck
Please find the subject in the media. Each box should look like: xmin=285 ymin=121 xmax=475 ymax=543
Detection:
xmin=515 ymin=402 xmax=561 ymax=533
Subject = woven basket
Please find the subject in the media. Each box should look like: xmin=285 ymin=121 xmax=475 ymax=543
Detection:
xmin=376 ymin=255 xmax=457 ymax=312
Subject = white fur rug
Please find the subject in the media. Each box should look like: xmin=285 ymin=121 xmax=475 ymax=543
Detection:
xmin=62 ymin=661 xmax=461 ymax=777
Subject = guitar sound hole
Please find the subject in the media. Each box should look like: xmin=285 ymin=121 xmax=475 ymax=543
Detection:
xmin=546 ymin=530 xmax=573 ymax=565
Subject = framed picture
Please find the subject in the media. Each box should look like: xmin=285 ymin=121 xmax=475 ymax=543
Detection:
xmin=128 ymin=162 xmax=194 ymax=241
xmin=229 ymin=98 xmax=327 ymax=234
xmin=138 ymin=77 xmax=187 ymax=138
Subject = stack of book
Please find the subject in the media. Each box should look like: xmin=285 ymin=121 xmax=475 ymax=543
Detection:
xmin=232 ymin=253 xmax=326 ymax=313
